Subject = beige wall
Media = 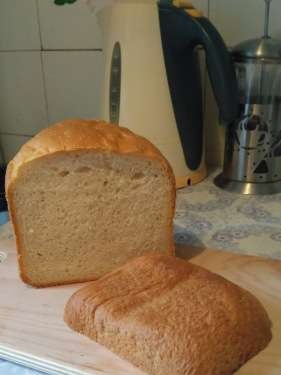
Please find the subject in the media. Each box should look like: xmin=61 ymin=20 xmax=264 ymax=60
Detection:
xmin=0 ymin=0 xmax=281 ymax=165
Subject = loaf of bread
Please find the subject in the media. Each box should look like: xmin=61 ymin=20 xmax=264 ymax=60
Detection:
xmin=65 ymin=254 xmax=272 ymax=375
xmin=6 ymin=120 xmax=175 ymax=287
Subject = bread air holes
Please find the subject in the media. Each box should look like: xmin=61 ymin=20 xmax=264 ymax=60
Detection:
xmin=75 ymin=166 xmax=92 ymax=174
xmin=132 ymin=184 xmax=140 ymax=190
xmin=58 ymin=170 xmax=70 ymax=177
xmin=39 ymin=191 xmax=45 ymax=203
xmin=132 ymin=172 xmax=144 ymax=180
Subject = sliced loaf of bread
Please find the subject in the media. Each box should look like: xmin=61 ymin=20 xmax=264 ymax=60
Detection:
xmin=6 ymin=120 xmax=175 ymax=287
xmin=65 ymin=254 xmax=272 ymax=375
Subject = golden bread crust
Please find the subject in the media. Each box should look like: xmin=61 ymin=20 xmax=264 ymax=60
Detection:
xmin=65 ymin=254 xmax=272 ymax=375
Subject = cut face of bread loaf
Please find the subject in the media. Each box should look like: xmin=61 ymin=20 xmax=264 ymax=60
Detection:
xmin=6 ymin=120 xmax=175 ymax=287
xmin=65 ymin=254 xmax=272 ymax=375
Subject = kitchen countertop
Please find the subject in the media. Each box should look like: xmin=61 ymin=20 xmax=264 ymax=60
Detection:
xmin=174 ymin=169 xmax=281 ymax=260
xmin=1 ymin=169 xmax=281 ymax=375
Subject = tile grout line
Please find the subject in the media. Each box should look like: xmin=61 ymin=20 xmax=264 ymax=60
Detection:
xmin=34 ymin=0 xmax=50 ymax=126
xmin=0 ymin=49 xmax=103 ymax=53
xmin=35 ymin=0 xmax=43 ymax=50
xmin=43 ymin=48 xmax=103 ymax=52
xmin=35 ymin=0 xmax=51 ymax=126
xmin=40 ymin=52 xmax=51 ymax=126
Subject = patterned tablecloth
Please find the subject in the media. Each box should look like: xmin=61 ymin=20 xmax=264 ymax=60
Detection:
xmin=1 ymin=170 xmax=281 ymax=374
xmin=174 ymin=170 xmax=281 ymax=260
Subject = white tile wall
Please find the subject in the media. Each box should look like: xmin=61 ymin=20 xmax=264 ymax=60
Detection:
xmin=0 ymin=134 xmax=31 ymax=161
xmin=0 ymin=52 xmax=48 ymax=135
xmin=0 ymin=0 xmax=40 ymax=51
xmin=37 ymin=0 xmax=102 ymax=50
xmin=42 ymin=51 xmax=103 ymax=123
xmin=269 ymin=1 xmax=281 ymax=38
xmin=210 ymin=0 xmax=281 ymax=46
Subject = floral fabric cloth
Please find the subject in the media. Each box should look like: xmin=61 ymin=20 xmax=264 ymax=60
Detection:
xmin=175 ymin=170 xmax=281 ymax=260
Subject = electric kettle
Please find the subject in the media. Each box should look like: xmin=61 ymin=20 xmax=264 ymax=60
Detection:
xmin=98 ymin=0 xmax=238 ymax=187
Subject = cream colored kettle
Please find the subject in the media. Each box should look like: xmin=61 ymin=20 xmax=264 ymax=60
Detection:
xmin=97 ymin=1 xmax=238 ymax=188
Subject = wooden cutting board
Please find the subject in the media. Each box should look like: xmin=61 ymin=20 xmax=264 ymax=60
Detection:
xmin=0 ymin=236 xmax=281 ymax=375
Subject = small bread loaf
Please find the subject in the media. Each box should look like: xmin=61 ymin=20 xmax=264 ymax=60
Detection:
xmin=65 ymin=254 xmax=272 ymax=375
xmin=6 ymin=120 xmax=175 ymax=287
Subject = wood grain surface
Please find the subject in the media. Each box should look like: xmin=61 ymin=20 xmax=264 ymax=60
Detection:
xmin=0 ymin=237 xmax=280 ymax=375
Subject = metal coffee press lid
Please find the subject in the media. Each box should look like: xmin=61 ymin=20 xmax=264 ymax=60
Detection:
xmin=232 ymin=0 xmax=281 ymax=62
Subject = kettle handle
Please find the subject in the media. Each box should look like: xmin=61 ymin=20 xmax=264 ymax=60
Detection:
xmin=194 ymin=16 xmax=239 ymax=124
xmin=158 ymin=4 xmax=239 ymax=170
xmin=159 ymin=5 xmax=239 ymax=125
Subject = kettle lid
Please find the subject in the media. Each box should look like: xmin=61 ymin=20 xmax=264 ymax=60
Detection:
xmin=232 ymin=37 xmax=281 ymax=61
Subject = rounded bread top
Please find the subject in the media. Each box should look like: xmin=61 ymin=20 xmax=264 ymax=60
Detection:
xmin=5 ymin=119 xmax=174 ymax=191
